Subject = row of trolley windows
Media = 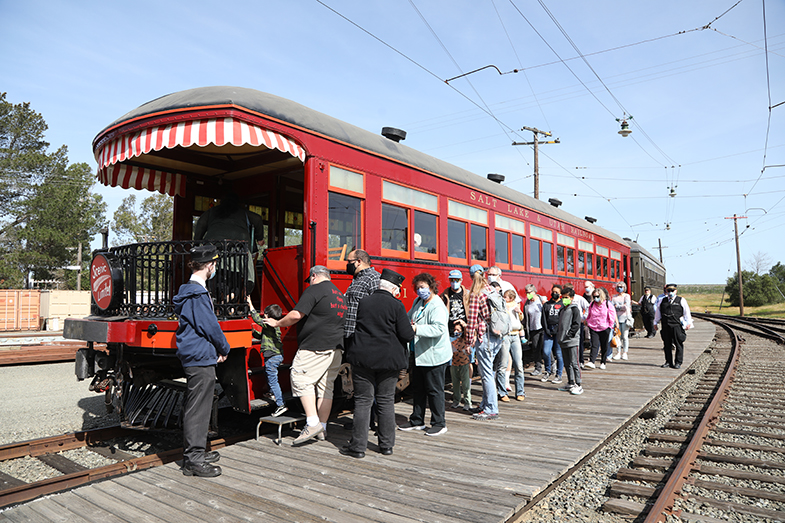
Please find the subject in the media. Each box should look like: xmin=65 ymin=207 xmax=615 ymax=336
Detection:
xmin=326 ymin=165 xmax=623 ymax=278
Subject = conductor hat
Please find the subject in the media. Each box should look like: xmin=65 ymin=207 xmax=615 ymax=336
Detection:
xmin=190 ymin=244 xmax=219 ymax=263
xmin=380 ymin=268 xmax=405 ymax=287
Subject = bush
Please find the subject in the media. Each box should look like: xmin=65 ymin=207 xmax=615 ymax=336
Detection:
xmin=725 ymin=270 xmax=784 ymax=307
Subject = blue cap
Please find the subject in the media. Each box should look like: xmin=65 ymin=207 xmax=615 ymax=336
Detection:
xmin=448 ymin=269 xmax=462 ymax=279
xmin=469 ymin=264 xmax=484 ymax=276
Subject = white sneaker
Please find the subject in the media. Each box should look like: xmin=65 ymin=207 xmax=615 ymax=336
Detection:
xmin=570 ymin=385 xmax=584 ymax=395
xmin=599 ymin=363 xmax=606 ymax=370
xmin=584 ymin=362 xmax=596 ymax=369
xmin=622 ymin=353 xmax=628 ymax=360
xmin=612 ymin=353 xmax=621 ymax=360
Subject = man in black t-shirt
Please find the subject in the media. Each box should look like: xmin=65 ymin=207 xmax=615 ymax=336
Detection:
xmin=264 ymin=265 xmax=347 ymax=445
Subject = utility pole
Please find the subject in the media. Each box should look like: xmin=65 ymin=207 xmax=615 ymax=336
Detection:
xmin=512 ymin=127 xmax=559 ymax=200
xmin=77 ymin=242 xmax=82 ymax=291
xmin=652 ymin=239 xmax=668 ymax=263
xmin=725 ymin=214 xmax=747 ymax=316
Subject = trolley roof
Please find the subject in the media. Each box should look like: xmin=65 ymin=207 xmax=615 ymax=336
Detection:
xmin=96 ymin=86 xmax=627 ymax=245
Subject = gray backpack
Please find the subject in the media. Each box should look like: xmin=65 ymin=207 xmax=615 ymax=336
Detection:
xmin=486 ymin=290 xmax=511 ymax=336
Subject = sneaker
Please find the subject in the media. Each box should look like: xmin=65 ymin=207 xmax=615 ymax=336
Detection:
xmin=425 ymin=426 xmax=448 ymax=436
xmin=612 ymin=353 xmax=621 ymax=360
xmin=622 ymin=353 xmax=628 ymax=360
xmin=506 ymin=386 xmax=512 ymax=392
xmin=451 ymin=400 xmax=461 ymax=409
xmin=271 ymin=405 xmax=288 ymax=417
xmin=463 ymin=403 xmax=474 ymax=411
xmin=472 ymin=412 xmax=499 ymax=421
xmin=499 ymin=395 xmax=510 ymax=402
xmin=585 ymin=362 xmax=596 ymax=369
xmin=397 ymin=422 xmax=427 ymax=431
xmin=552 ymin=375 xmax=563 ymax=384
xmin=599 ymin=363 xmax=606 ymax=370
xmin=557 ymin=385 xmax=574 ymax=392
xmin=570 ymin=385 xmax=584 ymax=395
xmin=540 ymin=373 xmax=551 ymax=382
xmin=292 ymin=423 xmax=324 ymax=445
xmin=316 ymin=431 xmax=326 ymax=441
xmin=580 ymin=363 xmax=585 ymax=369
xmin=531 ymin=369 xmax=542 ymax=376
xmin=515 ymin=395 xmax=525 ymax=401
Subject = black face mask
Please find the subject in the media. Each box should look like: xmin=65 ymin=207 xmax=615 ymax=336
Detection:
xmin=551 ymin=292 xmax=560 ymax=300
xmin=346 ymin=261 xmax=357 ymax=275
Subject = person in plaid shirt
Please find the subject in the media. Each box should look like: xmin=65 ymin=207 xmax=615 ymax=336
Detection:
xmin=464 ymin=264 xmax=504 ymax=421
xmin=343 ymin=249 xmax=380 ymax=340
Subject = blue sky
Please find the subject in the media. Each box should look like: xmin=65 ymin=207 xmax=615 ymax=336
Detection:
xmin=2 ymin=0 xmax=783 ymax=284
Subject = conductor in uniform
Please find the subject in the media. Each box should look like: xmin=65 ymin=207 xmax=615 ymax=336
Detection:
xmin=654 ymin=283 xmax=693 ymax=369
xmin=340 ymin=269 xmax=414 ymax=458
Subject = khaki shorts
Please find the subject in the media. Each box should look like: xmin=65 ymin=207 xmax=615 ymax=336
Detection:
xmin=290 ymin=349 xmax=343 ymax=399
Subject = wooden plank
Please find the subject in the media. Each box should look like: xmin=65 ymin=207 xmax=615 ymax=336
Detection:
xmin=0 ymin=470 xmax=26 ymax=490
xmin=697 ymin=464 xmax=785 ymax=484
xmin=88 ymin=446 xmax=136 ymax=462
xmin=602 ymin=498 xmax=647 ymax=516
xmin=72 ymin=484 xmax=170 ymax=523
xmin=111 ymin=474 xmax=251 ymax=523
xmin=608 ymin=480 xmax=658 ymax=498
xmin=48 ymin=490 xmax=127 ymax=523
xmin=692 ymin=478 xmax=785 ymax=503
xmin=685 ymin=493 xmax=785 ymax=521
xmin=615 ymin=468 xmax=666 ymax=483
xmin=26 ymin=501 xmax=91 ymax=523
xmin=644 ymin=445 xmax=681 ymax=457
xmin=648 ymin=433 xmax=688 ymax=443
xmin=704 ymin=437 xmax=785 ymax=454
xmin=699 ymin=451 xmax=785 ymax=470
xmin=146 ymin=466 xmax=303 ymax=523
xmin=631 ymin=456 xmax=673 ymax=470
xmin=37 ymin=454 xmax=87 ymax=475
xmin=91 ymin=479 xmax=213 ymax=523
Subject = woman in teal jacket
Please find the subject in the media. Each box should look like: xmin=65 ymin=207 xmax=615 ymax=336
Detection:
xmin=398 ymin=273 xmax=452 ymax=436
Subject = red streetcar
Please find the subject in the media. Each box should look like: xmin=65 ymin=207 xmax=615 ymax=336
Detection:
xmin=65 ymin=86 xmax=631 ymax=430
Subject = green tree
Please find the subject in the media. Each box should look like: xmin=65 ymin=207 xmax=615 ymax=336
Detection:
xmin=111 ymin=193 xmax=173 ymax=245
xmin=0 ymin=93 xmax=106 ymax=289
xmin=724 ymin=270 xmax=784 ymax=307
xmin=770 ymin=262 xmax=785 ymax=301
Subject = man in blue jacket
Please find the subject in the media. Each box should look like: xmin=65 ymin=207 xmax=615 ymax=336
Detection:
xmin=173 ymin=244 xmax=231 ymax=477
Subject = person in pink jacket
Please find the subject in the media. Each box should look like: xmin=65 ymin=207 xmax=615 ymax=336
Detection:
xmin=584 ymin=287 xmax=619 ymax=370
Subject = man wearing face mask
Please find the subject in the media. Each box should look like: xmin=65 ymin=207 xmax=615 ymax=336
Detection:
xmin=173 ymin=245 xmax=231 ymax=477
xmin=654 ymin=284 xmax=693 ymax=369
xmin=487 ymin=266 xmax=517 ymax=300
xmin=343 ymin=250 xmax=381 ymax=342
xmin=441 ymin=269 xmax=469 ymax=334
xmin=540 ymin=285 xmax=565 ymax=383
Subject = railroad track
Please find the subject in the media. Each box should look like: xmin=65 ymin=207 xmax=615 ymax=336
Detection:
xmin=0 ymin=341 xmax=99 ymax=366
xmin=0 ymin=424 xmax=253 ymax=509
xmin=602 ymin=314 xmax=785 ymax=522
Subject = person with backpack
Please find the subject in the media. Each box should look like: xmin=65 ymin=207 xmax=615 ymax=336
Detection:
xmin=489 ymin=281 xmax=512 ymax=402
xmin=541 ymin=284 xmax=564 ymax=384
xmin=464 ymin=265 xmax=505 ymax=421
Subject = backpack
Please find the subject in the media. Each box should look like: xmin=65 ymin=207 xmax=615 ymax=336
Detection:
xmin=486 ymin=291 xmax=511 ymax=336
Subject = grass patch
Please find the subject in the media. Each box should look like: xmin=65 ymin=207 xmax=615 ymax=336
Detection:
xmin=680 ymin=285 xmax=785 ymax=318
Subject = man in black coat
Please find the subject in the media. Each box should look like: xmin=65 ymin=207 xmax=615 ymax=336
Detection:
xmin=340 ymin=269 xmax=414 ymax=458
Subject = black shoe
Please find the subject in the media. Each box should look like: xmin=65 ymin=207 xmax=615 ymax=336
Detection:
xmin=661 ymin=363 xmax=672 ymax=368
xmin=339 ymin=447 xmax=365 ymax=459
xmin=204 ymin=451 xmax=220 ymax=464
xmin=380 ymin=447 xmax=393 ymax=456
xmin=674 ymin=364 xmax=681 ymax=369
xmin=182 ymin=462 xmax=222 ymax=477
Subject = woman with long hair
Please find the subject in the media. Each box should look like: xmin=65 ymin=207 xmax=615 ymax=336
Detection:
xmin=585 ymin=287 xmax=618 ymax=370
xmin=611 ymin=281 xmax=632 ymax=360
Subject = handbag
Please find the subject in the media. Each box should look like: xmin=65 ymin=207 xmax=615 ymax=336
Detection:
xmin=611 ymin=327 xmax=621 ymax=348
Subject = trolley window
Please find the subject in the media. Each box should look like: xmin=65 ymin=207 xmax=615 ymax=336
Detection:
xmin=448 ymin=219 xmax=467 ymax=260
xmin=328 ymin=166 xmax=365 ymax=266
xmin=381 ymin=181 xmax=438 ymax=260
xmin=496 ymin=215 xmax=526 ymax=271
xmin=381 ymin=203 xmax=408 ymax=256
xmin=530 ymin=225 xmax=553 ymax=274
xmin=448 ymin=200 xmax=488 ymax=266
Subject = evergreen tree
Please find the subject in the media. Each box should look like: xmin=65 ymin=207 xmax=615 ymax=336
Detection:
xmin=724 ymin=270 xmax=783 ymax=307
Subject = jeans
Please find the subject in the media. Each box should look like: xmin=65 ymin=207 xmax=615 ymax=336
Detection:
xmin=348 ymin=367 xmax=398 ymax=452
xmin=450 ymin=364 xmax=472 ymax=405
xmin=264 ymin=354 xmax=285 ymax=406
xmin=617 ymin=322 xmax=630 ymax=354
xmin=475 ymin=334 xmax=503 ymax=415
xmin=410 ymin=362 xmax=448 ymax=428
xmin=494 ymin=336 xmax=511 ymax=397
xmin=506 ymin=334 xmax=525 ymax=396
xmin=543 ymin=332 xmax=563 ymax=378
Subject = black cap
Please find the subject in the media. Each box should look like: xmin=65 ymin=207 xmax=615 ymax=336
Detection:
xmin=665 ymin=283 xmax=678 ymax=290
xmin=380 ymin=268 xmax=405 ymax=287
xmin=190 ymin=245 xmax=219 ymax=263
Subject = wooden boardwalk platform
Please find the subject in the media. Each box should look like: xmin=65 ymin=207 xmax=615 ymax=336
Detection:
xmin=0 ymin=320 xmax=716 ymax=523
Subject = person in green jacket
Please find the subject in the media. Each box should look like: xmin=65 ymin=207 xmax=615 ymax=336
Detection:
xmin=398 ymin=273 xmax=452 ymax=437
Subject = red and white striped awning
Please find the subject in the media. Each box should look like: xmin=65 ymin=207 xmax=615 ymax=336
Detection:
xmin=95 ymin=117 xmax=306 ymax=197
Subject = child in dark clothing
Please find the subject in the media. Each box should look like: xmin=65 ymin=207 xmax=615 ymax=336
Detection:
xmin=247 ymin=297 xmax=287 ymax=417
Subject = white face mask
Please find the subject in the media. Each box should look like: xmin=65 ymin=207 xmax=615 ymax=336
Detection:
xmin=451 ymin=281 xmax=461 ymax=291
xmin=487 ymin=275 xmax=499 ymax=283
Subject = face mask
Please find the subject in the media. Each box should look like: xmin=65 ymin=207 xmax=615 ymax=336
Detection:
xmin=451 ymin=281 xmax=461 ymax=291
xmin=594 ymin=296 xmax=601 ymax=303
xmin=208 ymin=267 xmax=216 ymax=280
xmin=586 ymin=288 xmax=594 ymax=295
xmin=527 ymin=292 xmax=535 ymax=301
xmin=562 ymin=297 xmax=572 ymax=306
xmin=346 ymin=261 xmax=357 ymax=275
xmin=551 ymin=292 xmax=560 ymax=300
xmin=416 ymin=287 xmax=431 ymax=301
xmin=616 ymin=286 xmax=624 ymax=292
xmin=668 ymin=291 xmax=676 ymax=298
